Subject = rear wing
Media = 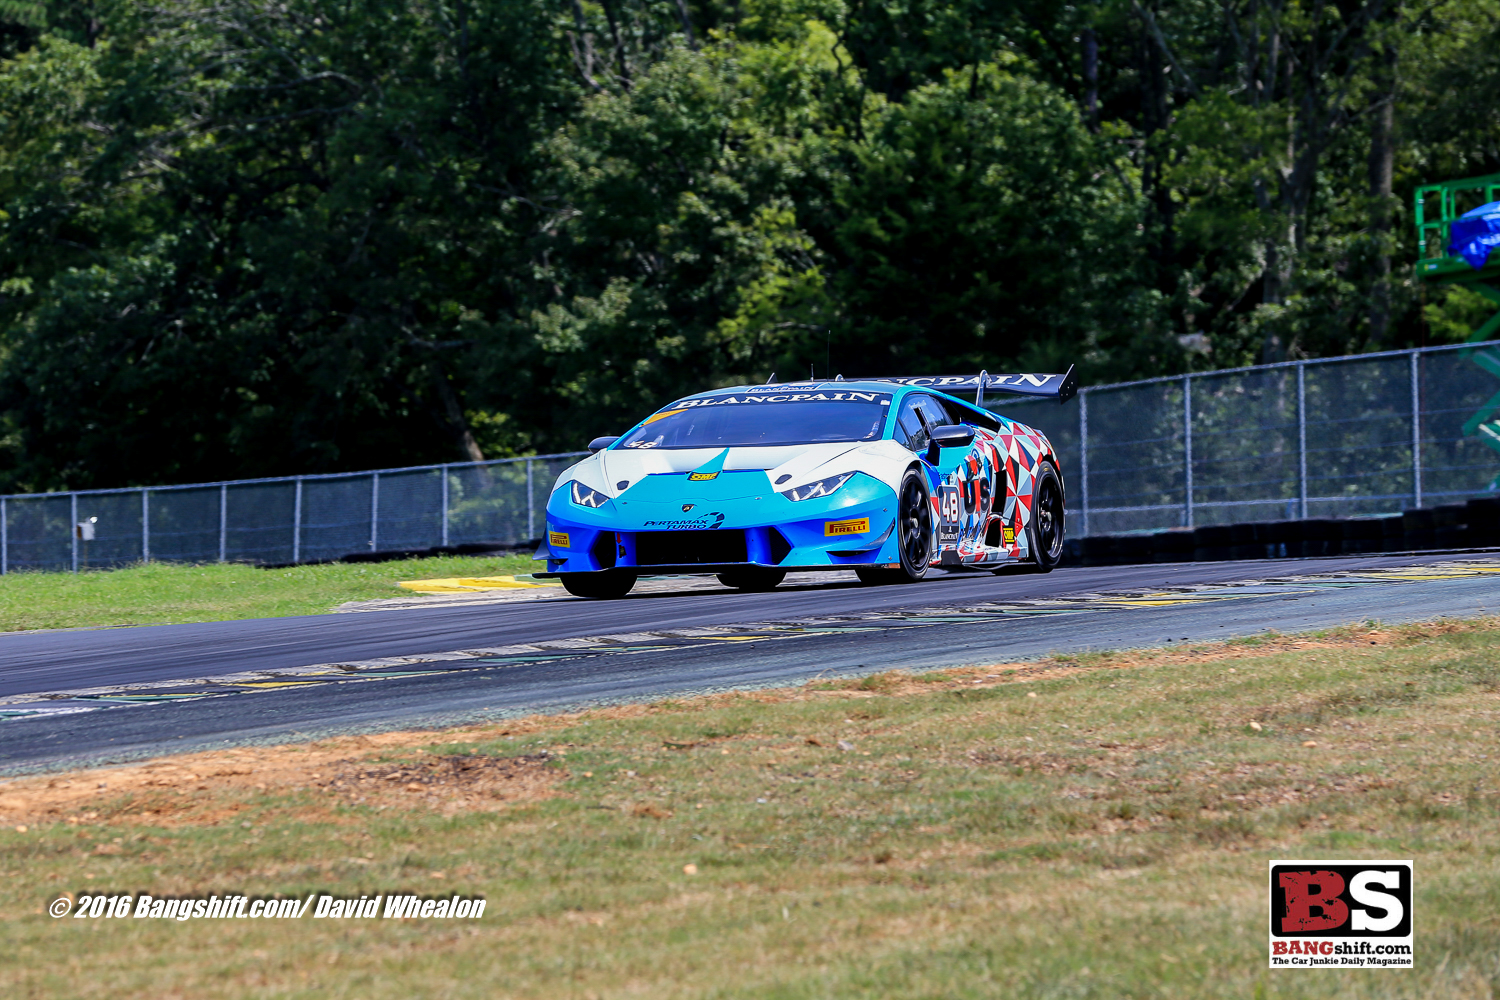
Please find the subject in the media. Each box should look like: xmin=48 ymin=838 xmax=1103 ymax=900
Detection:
xmin=866 ymin=366 xmax=1078 ymax=405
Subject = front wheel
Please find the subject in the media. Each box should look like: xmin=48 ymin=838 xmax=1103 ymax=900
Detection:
xmin=1025 ymin=461 xmax=1065 ymax=572
xmin=860 ymin=468 xmax=933 ymax=584
xmin=559 ymin=570 xmax=638 ymax=599
xmin=716 ymin=569 xmax=786 ymax=591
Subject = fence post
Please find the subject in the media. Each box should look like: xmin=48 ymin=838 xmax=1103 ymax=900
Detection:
xmin=1078 ymin=391 xmax=1090 ymax=536
xmin=1297 ymin=362 xmax=1308 ymax=519
xmin=1182 ymin=375 xmax=1194 ymax=529
xmin=440 ymin=465 xmax=450 ymax=548
xmin=292 ymin=477 xmax=303 ymax=564
xmin=1410 ymin=350 xmax=1423 ymax=508
xmin=71 ymin=492 xmax=79 ymax=573
xmin=370 ymin=472 xmax=380 ymax=551
xmin=527 ymin=459 xmax=535 ymax=540
xmin=1 ymin=496 xmax=6 ymax=575
xmin=218 ymin=484 xmax=227 ymax=563
xmin=141 ymin=489 xmax=150 ymax=563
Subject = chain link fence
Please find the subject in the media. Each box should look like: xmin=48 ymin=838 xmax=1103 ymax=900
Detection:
xmin=997 ymin=340 xmax=1500 ymax=536
xmin=3 ymin=341 xmax=1498 ymax=573
xmin=0 ymin=455 xmax=587 ymax=573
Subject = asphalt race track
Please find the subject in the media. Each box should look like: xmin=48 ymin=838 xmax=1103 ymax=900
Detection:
xmin=2 ymin=552 xmax=1497 ymax=773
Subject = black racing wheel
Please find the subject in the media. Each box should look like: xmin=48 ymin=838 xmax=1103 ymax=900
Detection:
xmin=559 ymin=570 xmax=638 ymax=599
xmin=857 ymin=468 xmax=933 ymax=585
xmin=1025 ymin=461 xmax=1065 ymax=572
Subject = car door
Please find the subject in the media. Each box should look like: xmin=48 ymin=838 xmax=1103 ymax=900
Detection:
xmin=893 ymin=394 xmax=963 ymax=553
xmin=930 ymin=396 xmax=1001 ymax=559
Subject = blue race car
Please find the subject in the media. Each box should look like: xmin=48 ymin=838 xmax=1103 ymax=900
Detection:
xmin=535 ymin=370 xmax=1076 ymax=598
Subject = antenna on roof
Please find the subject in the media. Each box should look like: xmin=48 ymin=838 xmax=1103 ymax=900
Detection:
xmin=809 ymin=363 xmax=814 ymax=379
xmin=765 ymin=372 xmax=776 ymax=384
xmin=975 ymin=370 xmax=989 ymax=407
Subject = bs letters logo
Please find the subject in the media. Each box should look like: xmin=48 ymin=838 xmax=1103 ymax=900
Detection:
xmin=1268 ymin=860 xmax=1413 ymax=969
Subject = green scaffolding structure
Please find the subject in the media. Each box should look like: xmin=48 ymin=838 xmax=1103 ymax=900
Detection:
xmin=1415 ymin=172 xmax=1500 ymax=484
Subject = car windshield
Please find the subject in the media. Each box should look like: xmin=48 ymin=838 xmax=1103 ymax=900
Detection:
xmin=616 ymin=393 xmax=891 ymax=449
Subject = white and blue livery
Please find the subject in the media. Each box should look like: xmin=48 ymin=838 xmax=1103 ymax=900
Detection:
xmin=535 ymin=370 xmax=1075 ymax=598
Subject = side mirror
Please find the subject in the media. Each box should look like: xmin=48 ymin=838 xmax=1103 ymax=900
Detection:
xmin=926 ymin=424 xmax=975 ymax=464
xmin=579 ymin=434 xmax=615 ymax=455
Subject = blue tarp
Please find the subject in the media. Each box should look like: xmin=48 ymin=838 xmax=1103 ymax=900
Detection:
xmin=1448 ymin=200 xmax=1500 ymax=269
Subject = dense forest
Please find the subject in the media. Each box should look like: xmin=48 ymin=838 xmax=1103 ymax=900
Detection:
xmin=0 ymin=0 xmax=1496 ymax=490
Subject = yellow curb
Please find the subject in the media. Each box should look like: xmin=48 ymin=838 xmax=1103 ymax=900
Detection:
xmin=398 ymin=575 xmax=558 ymax=594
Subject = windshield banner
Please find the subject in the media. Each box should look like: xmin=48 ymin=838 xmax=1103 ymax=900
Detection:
xmin=660 ymin=391 xmax=892 ymax=411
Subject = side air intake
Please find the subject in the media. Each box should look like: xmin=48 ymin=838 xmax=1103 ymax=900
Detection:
xmin=590 ymin=531 xmax=618 ymax=569
xmin=768 ymin=528 xmax=793 ymax=565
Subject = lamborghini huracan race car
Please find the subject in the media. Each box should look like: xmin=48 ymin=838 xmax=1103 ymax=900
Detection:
xmin=535 ymin=370 xmax=1077 ymax=598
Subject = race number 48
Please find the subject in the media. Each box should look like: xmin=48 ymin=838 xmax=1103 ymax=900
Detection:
xmin=940 ymin=487 xmax=961 ymax=522
xmin=937 ymin=484 xmax=960 ymax=541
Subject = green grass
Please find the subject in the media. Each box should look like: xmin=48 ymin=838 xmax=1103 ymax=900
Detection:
xmin=0 ymin=554 xmax=540 ymax=632
xmin=4 ymin=621 xmax=1499 ymax=997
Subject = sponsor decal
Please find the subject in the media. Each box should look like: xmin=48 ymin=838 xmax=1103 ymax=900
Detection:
xmin=1002 ymin=526 xmax=1015 ymax=545
xmin=1269 ymin=861 xmax=1413 ymax=968
xmin=872 ymin=373 xmax=1056 ymax=389
xmin=824 ymin=517 xmax=870 ymax=537
xmin=663 ymin=391 xmax=891 ymax=410
xmin=642 ymin=408 xmax=685 ymax=425
xmin=682 ymin=504 xmax=695 ymax=512
xmin=937 ymin=484 xmax=961 ymax=543
xmin=688 ymin=471 xmax=719 ymax=481
xmin=743 ymin=382 xmax=822 ymax=393
xmin=642 ymin=511 xmax=726 ymax=530
xmin=548 ymin=530 xmax=570 ymax=549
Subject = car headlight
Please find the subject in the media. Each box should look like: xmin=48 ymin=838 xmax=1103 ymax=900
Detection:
xmin=569 ymin=481 xmax=609 ymax=508
xmin=780 ymin=472 xmax=854 ymax=502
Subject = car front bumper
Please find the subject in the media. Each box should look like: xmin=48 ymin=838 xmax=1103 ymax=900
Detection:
xmin=536 ymin=472 xmax=900 ymax=575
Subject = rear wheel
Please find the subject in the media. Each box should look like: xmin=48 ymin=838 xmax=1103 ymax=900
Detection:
xmin=858 ymin=469 xmax=932 ymax=585
xmin=716 ymin=569 xmax=786 ymax=591
xmin=559 ymin=570 xmax=638 ymax=599
xmin=1025 ymin=462 xmax=1065 ymax=572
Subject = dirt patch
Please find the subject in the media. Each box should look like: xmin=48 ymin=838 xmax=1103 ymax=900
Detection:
xmin=0 ymin=731 xmax=566 ymax=828
xmin=322 ymin=753 xmax=559 ymax=817
xmin=966 ymin=749 xmax=1090 ymax=773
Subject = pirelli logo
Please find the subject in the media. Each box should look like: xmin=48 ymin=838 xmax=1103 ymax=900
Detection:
xmin=825 ymin=517 xmax=870 ymax=537
xmin=548 ymin=530 xmax=570 ymax=548
xmin=687 ymin=471 xmax=719 ymax=481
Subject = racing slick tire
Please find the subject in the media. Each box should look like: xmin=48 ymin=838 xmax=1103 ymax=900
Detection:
xmin=559 ymin=570 xmax=638 ymax=599
xmin=717 ymin=569 xmax=787 ymax=591
xmin=857 ymin=468 xmax=932 ymax=585
xmin=1022 ymin=461 xmax=1065 ymax=573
